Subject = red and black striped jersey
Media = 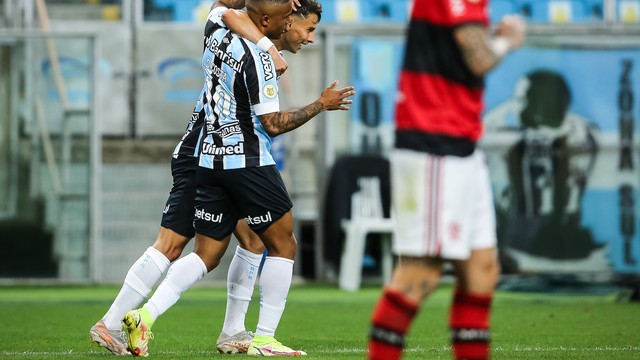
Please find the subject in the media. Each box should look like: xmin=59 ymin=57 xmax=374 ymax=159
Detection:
xmin=395 ymin=0 xmax=489 ymax=157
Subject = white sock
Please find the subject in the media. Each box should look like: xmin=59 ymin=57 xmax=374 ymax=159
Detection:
xmin=255 ymin=256 xmax=293 ymax=337
xmin=144 ymin=252 xmax=208 ymax=322
xmin=222 ymin=246 xmax=264 ymax=336
xmin=102 ymin=246 xmax=170 ymax=330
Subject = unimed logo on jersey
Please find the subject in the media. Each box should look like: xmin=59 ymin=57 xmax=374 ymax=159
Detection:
xmin=245 ymin=211 xmax=272 ymax=225
xmin=195 ymin=208 xmax=223 ymax=223
xmin=202 ymin=141 xmax=245 ymax=155
xmin=259 ymin=52 xmax=274 ymax=81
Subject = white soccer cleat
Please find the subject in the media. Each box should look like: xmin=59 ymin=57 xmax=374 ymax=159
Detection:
xmin=216 ymin=330 xmax=254 ymax=354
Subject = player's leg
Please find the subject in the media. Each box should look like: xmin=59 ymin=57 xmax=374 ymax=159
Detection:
xmin=368 ymin=149 xmax=444 ymax=360
xmin=224 ymin=165 xmax=304 ymax=356
xmin=122 ymin=233 xmax=232 ymax=357
xmin=217 ymin=220 xmax=265 ymax=354
xmin=448 ymin=150 xmax=499 ymax=360
xmin=368 ymin=256 xmax=442 ymax=360
xmin=247 ymin=210 xmax=307 ymax=356
xmin=123 ymin=176 xmax=237 ymax=357
xmin=90 ymin=157 xmax=196 ymax=355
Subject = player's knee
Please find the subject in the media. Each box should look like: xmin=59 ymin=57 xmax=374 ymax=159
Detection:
xmin=264 ymin=233 xmax=297 ymax=259
xmin=153 ymin=230 xmax=190 ymax=262
xmin=237 ymin=232 xmax=265 ymax=254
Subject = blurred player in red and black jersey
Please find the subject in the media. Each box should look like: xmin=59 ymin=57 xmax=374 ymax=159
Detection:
xmin=367 ymin=1 xmax=525 ymax=359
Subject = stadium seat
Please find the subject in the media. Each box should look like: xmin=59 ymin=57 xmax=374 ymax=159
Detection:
xmin=154 ymin=0 xmax=201 ymax=22
xmin=339 ymin=176 xmax=393 ymax=292
xmin=619 ymin=0 xmax=640 ymax=23
xmin=320 ymin=0 xmax=365 ymax=23
xmin=517 ymin=0 xmax=590 ymax=23
xmin=365 ymin=0 xmax=412 ymax=23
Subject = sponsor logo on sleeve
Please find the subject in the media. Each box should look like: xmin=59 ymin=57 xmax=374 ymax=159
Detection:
xmin=263 ymin=84 xmax=277 ymax=99
xmin=259 ymin=52 xmax=274 ymax=81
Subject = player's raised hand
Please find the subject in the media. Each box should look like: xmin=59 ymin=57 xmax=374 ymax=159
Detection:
xmin=319 ymin=80 xmax=355 ymax=111
xmin=496 ymin=15 xmax=526 ymax=50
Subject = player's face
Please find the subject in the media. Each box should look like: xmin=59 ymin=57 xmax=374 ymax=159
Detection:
xmin=281 ymin=13 xmax=318 ymax=54
xmin=264 ymin=1 xmax=294 ymax=39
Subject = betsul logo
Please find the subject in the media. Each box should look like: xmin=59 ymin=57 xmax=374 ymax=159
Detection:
xmin=245 ymin=211 xmax=273 ymax=225
xmin=195 ymin=208 xmax=223 ymax=223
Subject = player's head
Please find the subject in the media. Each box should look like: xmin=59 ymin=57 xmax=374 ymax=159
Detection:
xmin=277 ymin=0 xmax=321 ymax=53
xmin=518 ymin=70 xmax=571 ymax=129
xmin=246 ymin=0 xmax=293 ymax=40
xmin=213 ymin=0 xmax=246 ymax=10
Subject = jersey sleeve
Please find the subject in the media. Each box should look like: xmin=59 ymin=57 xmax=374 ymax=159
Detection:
xmin=207 ymin=6 xmax=228 ymax=26
xmin=244 ymin=42 xmax=280 ymax=116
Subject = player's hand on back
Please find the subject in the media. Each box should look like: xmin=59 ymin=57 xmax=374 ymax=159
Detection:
xmin=319 ymin=80 xmax=355 ymax=111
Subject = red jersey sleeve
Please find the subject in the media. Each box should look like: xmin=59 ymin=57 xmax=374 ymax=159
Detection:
xmin=412 ymin=0 xmax=489 ymax=27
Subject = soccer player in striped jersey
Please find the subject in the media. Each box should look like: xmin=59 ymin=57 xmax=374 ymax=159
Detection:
xmin=367 ymin=1 xmax=525 ymax=360
xmin=89 ymin=0 xmax=300 ymax=356
xmin=122 ymin=0 xmax=353 ymax=357
xmin=214 ymin=0 xmax=322 ymax=354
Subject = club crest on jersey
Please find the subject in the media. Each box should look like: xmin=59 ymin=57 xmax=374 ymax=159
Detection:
xmin=259 ymin=52 xmax=274 ymax=81
xmin=263 ymin=84 xmax=277 ymax=99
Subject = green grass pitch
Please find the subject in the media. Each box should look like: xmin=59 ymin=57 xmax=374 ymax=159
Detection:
xmin=0 ymin=283 xmax=638 ymax=359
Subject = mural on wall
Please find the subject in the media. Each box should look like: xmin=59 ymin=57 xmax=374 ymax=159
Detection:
xmin=483 ymin=46 xmax=640 ymax=274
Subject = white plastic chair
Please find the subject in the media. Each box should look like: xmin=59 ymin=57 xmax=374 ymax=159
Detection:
xmin=338 ymin=176 xmax=394 ymax=292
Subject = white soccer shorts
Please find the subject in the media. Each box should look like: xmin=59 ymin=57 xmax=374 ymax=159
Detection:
xmin=391 ymin=148 xmax=497 ymax=260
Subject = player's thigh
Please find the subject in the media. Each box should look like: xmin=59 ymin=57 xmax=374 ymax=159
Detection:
xmin=391 ymin=149 xmax=477 ymax=258
xmin=160 ymin=156 xmax=198 ymax=240
xmin=226 ymin=166 xmax=294 ymax=246
xmin=257 ymin=211 xmax=297 ymax=259
xmin=193 ymin=169 xmax=240 ymax=241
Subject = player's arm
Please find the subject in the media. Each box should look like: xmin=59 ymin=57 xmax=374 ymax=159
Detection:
xmin=258 ymin=80 xmax=355 ymax=136
xmin=221 ymin=9 xmax=288 ymax=76
xmin=453 ymin=15 xmax=525 ymax=76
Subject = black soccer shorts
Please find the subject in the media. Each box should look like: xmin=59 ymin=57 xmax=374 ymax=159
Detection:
xmin=160 ymin=155 xmax=198 ymax=238
xmin=194 ymin=165 xmax=293 ymax=240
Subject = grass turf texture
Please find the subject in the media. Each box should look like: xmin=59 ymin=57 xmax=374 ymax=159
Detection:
xmin=0 ymin=284 xmax=638 ymax=359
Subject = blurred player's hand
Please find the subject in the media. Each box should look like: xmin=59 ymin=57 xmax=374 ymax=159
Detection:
xmin=496 ymin=15 xmax=526 ymax=50
xmin=292 ymin=0 xmax=301 ymax=11
xmin=319 ymin=80 xmax=355 ymax=111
